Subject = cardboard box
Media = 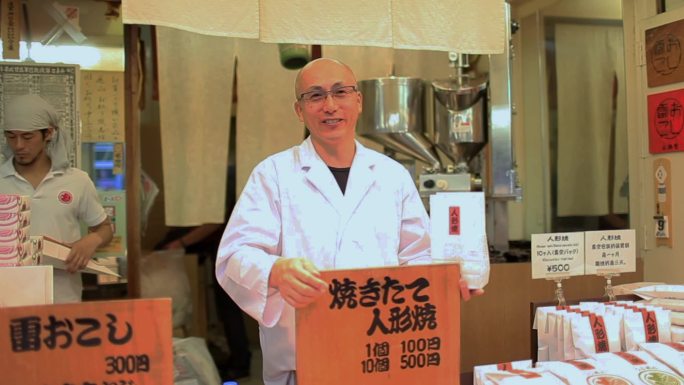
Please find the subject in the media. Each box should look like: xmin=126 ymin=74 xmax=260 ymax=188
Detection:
xmin=0 ymin=265 xmax=53 ymax=306
xmin=41 ymin=236 xmax=120 ymax=277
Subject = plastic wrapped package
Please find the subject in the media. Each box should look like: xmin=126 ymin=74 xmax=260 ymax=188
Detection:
xmin=484 ymin=368 xmax=565 ymax=385
xmin=173 ymin=337 xmax=221 ymax=385
xmin=544 ymin=303 xmax=602 ymax=361
xmin=429 ymin=192 xmax=489 ymax=289
xmin=570 ymin=312 xmax=621 ymax=359
xmin=536 ymin=357 xmax=601 ymax=384
xmin=623 ymin=307 xmax=671 ymax=350
xmin=474 ymin=360 xmax=533 ymax=385
xmin=533 ymin=307 xmax=557 ymax=362
xmin=639 ymin=342 xmax=684 ymax=377
xmin=672 ymin=311 xmax=684 ymax=326
xmin=140 ymin=249 xmax=192 ymax=330
xmin=634 ymin=285 xmax=684 ymax=300
xmin=592 ymin=350 xmax=684 ymax=384
xmin=673 ymin=326 xmax=684 ymax=343
xmin=646 ymin=298 xmax=684 ymax=312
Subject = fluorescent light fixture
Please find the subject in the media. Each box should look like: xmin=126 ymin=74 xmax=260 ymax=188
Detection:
xmin=0 ymin=41 xmax=123 ymax=71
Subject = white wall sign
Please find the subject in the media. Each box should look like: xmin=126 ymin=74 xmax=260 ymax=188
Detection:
xmin=584 ymin=229 xmax=636 ymax=275
xmin=531 ymin=232 xmax=585 ymax=279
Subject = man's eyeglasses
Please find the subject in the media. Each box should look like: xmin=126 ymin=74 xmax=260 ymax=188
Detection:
xmin=298 ymin=85 xmax=358 ymax=104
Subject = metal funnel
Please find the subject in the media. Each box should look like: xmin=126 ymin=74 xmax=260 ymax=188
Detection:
xmin=357 ymin=77 xmax=441 ymax=169
xmin=433 ymin=77 xmax=487 ymax=110
xmin=432 ymin=77 xmax=488 ymax=166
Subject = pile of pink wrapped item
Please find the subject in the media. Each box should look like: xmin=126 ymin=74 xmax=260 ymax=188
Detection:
xmin=0 ymin=194 xmax=41 ymax=267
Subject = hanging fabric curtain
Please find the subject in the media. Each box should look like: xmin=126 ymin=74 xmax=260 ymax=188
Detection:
xmin=122 ymin=0 xmax=506 ymax=54
xmin=156 ymin=27 xmax=236 ymax=226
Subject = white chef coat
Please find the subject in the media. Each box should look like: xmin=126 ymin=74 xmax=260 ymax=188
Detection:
xmin=0 ymin=158 xmax=108 ymax=303
xmin=216 ymin=137 xmax=430 ymax=385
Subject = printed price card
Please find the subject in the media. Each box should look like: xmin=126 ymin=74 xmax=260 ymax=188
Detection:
xmin=296 ymin=263 xmax=460 ymax=385
xmin=0 ymin=298 xmax=173 ymax=385
xmin=531 ymin=232 xmax=585 ymax=279
xmin=585 ymin=229 xmax=636 ymax=275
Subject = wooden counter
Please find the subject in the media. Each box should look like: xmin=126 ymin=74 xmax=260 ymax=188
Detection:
xmin=459 ymin=259 xmax=644 ymax=371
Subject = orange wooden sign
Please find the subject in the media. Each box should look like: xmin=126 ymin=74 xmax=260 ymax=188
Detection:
xmin=0 ymin=298 xmax=173 ymax=385
xmin=296 ymin=263 xmax=461 ymax=385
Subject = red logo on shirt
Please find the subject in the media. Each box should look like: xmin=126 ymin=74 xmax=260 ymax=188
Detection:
xmin=58 ymin=191 xmax=73 ymax=204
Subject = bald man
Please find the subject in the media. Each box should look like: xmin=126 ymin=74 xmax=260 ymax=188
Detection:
xmin=215 ymin=59 xmax=479 ymax=385
xmin=1 ymin=94 xmax=112 ymax=303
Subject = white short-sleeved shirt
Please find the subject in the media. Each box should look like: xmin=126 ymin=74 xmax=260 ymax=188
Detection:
xmin=0 ymin=158 xmax=108 ymax=303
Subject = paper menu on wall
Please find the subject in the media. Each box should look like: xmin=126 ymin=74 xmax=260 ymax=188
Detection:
xmin=429 ymin=192 xmax=489 ymax=289
xmin=0 ymin=63 xmax=80 ymax=167
xmin=80 ymin=70 xmax=125 ymax=143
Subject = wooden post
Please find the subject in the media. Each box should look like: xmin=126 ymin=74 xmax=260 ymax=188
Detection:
xmin=124 ymin=24 xmax=142 ymax=298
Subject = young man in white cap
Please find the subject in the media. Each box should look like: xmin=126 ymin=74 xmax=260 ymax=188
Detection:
xmin=1 ymin=94 xmax=113 ymax=303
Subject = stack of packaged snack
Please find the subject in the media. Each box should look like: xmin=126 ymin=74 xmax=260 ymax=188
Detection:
xmin=474 ymin=344 xmax=684 ymax=384
xmin=534 ymin=301 xmax=673 ymax=362
xmin=635 ymin=285 xmax=684 ymax=343
xmin=0 ymin=194 xmax=40 ymax=267
xmin=474 ymin=359 xmax=565 ymax=385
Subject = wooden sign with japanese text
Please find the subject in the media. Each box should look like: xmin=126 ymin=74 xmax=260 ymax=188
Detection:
xmin=645 ymin=18 xmax=684 ymax=87
xmin=648 ymin=88 xmax=684 ymax=154
xmin=1 ymin=0 xmax=21 ymax=59
xmin=80 ymin=70 xmax=125 ymax=143
xmin=0 ymin=298 xmax=173 ymax=385
xmin=296 ymin=263 xmax=461 ymax=385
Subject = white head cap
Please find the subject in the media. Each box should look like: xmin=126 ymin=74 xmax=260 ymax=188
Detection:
xmin=2 ymin=94 xmax=71 ymax=170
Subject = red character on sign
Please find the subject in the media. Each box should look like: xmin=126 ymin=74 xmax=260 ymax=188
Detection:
xmin=449 ymin=207 xmax=460 ymax=235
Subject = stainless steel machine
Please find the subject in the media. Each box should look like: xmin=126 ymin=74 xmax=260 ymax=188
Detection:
xmin=356 ymin=6 xmax=521 ymax=252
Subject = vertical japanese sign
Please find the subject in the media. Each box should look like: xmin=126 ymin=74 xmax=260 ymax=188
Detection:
xmin=584 ymin=229 xmax=636 ymax=275
xmin=645 ymin=19 xmax=684 ymax=87
xmin=80 ymin=71 xmax=125 ymax=143
xmin=531 ymin=232 xmax=585 ymax=279
xmin=1 ymin=0 xmax=21 ymax=59
xmin=296 ymin=263 xmax=461 ymax=385
xmin=0 ymin=298 xmax=173 ymax=385
xmin=648 ymin=89 xmax=684 ymax=154
xmin=654 ymin=158 xmax=673 ymax=248
xmin=0 ymin=63 xmax=80 ymax=167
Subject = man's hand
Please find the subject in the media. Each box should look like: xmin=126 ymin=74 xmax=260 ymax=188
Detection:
xmin=459 ymin=279 xmax=485 ymax=301
xmin=269 ymin=258 xmax=328 ymax=308
xmin=65 ymin=233 xmax=102 ymax=273
xmin=164 ymin=239 xmax=184 ymax=250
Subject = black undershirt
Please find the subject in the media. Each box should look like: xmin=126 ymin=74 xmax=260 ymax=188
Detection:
xmin=328 ymin=166 xmax=351 ymax=195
